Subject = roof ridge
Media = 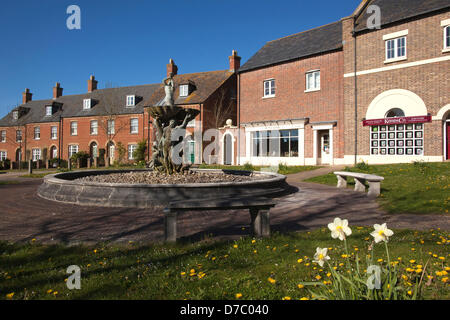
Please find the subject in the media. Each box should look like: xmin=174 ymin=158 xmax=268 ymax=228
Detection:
xmin=266 ymin=20 xmax=341 ymax=44
xmin=174 ymin=69 xmax=232 ymax=77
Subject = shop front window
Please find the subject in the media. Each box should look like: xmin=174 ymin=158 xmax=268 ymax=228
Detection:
xmin=251 ymin=129 xmax=299 ymax=157
xmin=370 ymin=123 xmax=424 ymax=156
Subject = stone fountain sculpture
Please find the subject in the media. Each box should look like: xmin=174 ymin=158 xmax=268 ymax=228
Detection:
xmin=148 ymin=76 xmax=200 ymax=174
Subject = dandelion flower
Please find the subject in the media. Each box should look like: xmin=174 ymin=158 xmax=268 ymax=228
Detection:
xmin=370 ymin=223 xmax=394 ymax=243
xmin=268 ymin=277 xmax=276 ymax=284
xmin=235 ymin=293 xmax=242 ymax=299
xmin=327 ymin=218 xmax=352 ymax=241
xmin=6 ymin=292 xmax=14 ymax=299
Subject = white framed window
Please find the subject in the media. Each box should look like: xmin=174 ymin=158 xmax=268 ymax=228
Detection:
xmin=70 ymin=122 xmax=78 ymax=135
xmin=444 ymin=26 xmax=450 ymax=50
xmin=46 ymin=106 xmax=52 ymax=116
xmin=130 ymin=118 xmax=139 ymax=134
xmin=12 ymin=111 xmax=18 ymax=120
xmin=107 ymin=120 xmax=115 ymax=135
xmin=83 ymin=99 xmax=92 ymax=110
xmin=32 ymin=148 xmax=41 ymax=161
xmin=251 ymin=129 xmax=299 ymax=158
xmin=263 ymin=79 xmax=275 ymax=97
xmin=16 ymin=130 xmax=22 ymax=142
xmin=128 ymin=144 xmax=137 ymax=160
xmin=126 ymin=95 xmax=136 ymax=107
xmin=90 ymin=120 xmax=98 ymax=135
xmin=385 ymin=36 xmax=406 ymax=61
xmin=51 ymin=126 xmax=57 ymax=140
xmin=34 ymin=127 xmax=40 ymax=140
xmin=179 ymin=85 xmax=189 ymax=97
xmin=370 ymin=123 xmax=424 ymax=156
xmin=1 ymin=130 xmax=5 ymax=143
xmin=306 ymin=71 xmax=320 ymax=91
xmin=68 ymin=145 xmax=79 ymax=157
xmin=0 ymin=151 xmax=6 ymax=161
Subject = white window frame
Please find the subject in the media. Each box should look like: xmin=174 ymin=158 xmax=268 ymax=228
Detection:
xmin=0 ymin=151 xmax=6 ymax=161
xmin=305 ymin=70 xmax=320 ymax=92
xmin=51 ymin=126 xmax=57 ymax=140
xmin=46 ymin=106 xmax=53 ymax=116
xmin=90 ymin=120 xmax=98 ymax=135
xmin=83 ymin=99 xmax=92 ymax=110
xmin=68 ymin=145 xmax=79 ymax=157
xmin=16 ymin=130 xmax=22 ymax=142
xmin=32 ymin=148 xmax=41 ymax=161
xmin=263 ymin=79 xmax=276 ymax=98
xmin=128 ymin=144 xmax=138 ymax=160
xmin=1 ymin=130 xmax=6 ymax=143
xmin=179 ymin=85 xmax=189 ymax=97
xmin=130 ymin=118 xmax=139 ymax=134
xmin=444 ymin=25 xmax=450 ymax=51
xmin=34 ymin=126 xmax=40 ymax=140
xmin=71 ymin=122 xmax=78 ymax=136
xmin=107 ymin=120 xmax=115 ymax=135
xmin=369 ymin=123 xmax=424 ymax=156
xmin=385 ymin=36 xmax=407 ymax=63
xmin=126 ymin=95 xmax=136 ymax=107
xmin=12 ymin=111 xmax=18 ymax=120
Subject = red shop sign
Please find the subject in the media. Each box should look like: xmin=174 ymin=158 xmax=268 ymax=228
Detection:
xmin=362 ymin=115 xmax=431 ymax=126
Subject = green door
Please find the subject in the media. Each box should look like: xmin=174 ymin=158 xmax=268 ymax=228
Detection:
xmin=189 ymin=141 xmax=195 ymax=164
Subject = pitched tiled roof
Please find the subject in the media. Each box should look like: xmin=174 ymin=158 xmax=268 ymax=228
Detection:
xmin=144 ymin=70 xmax=234 ymax=106
xmin=354 ymin=0 xmax=450 ymax=32
xmin=238 ymin=21 xmax=343 ymax=73
xmin=0 ymin=84 xmax=161 ymax=127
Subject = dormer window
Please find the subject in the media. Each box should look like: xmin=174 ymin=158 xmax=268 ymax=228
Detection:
xmin=126 ymin=95 xmax=136 ymax=107
xmin=83 ymin=99 xmax=92 ymax=110
xmin=180 ymin=85 xmax=189 ymax=97
xmin=12 ymin=111 xmax=18 ymax=120
xmin=46 ymin=106 xmax=53 ymax=116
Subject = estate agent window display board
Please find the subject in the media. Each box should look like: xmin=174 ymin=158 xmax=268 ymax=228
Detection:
xmin=363 ymin=116 xmax=431 ymax=156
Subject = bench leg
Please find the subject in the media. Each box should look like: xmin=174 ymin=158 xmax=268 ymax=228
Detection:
xmin=368 ymin=181 xmax=381 ymax=198
xmin=354 ymin=178 xmax=366 ymax=193
xmin=336 ymin=175 xmax=347 ymax=188
xmin=164 ymin=209 xmax=178 ymax=243
xmin=250 ymin=208 xmax=270 ymax=238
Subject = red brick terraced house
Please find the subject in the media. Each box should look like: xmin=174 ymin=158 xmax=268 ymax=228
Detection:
xmin=232 ymin=0 xmax=450 ymax=166
xmin=236 ymin=21 xmax=345 ymax=166
xmin=0 ymin=52 xmax=239 ymax=167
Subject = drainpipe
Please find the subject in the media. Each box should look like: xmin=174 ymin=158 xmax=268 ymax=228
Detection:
xmin=59 ymin=117 xmax=63 ymax=166
xmin=237 ymin=72 xmax=241 ymax=165
xmin=352 ymin=17 xmax=358 ymax=166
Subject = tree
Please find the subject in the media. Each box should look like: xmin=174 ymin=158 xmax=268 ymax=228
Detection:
xmin=212 ymin=87 xmax=236 ymax=129
xmin=133 ymin=139 xmax=147 ymax=163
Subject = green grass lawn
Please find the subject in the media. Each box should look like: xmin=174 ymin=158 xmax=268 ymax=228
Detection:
xmin=305 ymin=162 xmax=450 ymax=215
xmin=198 ymin=164 xmax=320 ymax=175
xmin=1 ymin=228 xmax=448 ymax=300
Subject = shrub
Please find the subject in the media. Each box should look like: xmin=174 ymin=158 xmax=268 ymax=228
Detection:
xmin=116 ymin=142 xmax=126 ymax=165
xmin=243 ymin=162 xmax=255 ymax=171
xmin=70 ymin=151 xmax=89 ymax=167
xmin=355 ymin=160 xmax=370 ymax=171
xmin=98 ymin=148 xmax=106 ymax=166
xmin=133 ymin=140 xmax=147 ymax=163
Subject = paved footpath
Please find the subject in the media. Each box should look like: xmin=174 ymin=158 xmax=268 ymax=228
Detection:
xmin=0 ymin=168 xmax=448 ymax=245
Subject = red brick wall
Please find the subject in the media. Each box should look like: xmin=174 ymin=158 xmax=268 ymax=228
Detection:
xmin=238 ymin=50 xmax=345 ymax=159
xmin=343 ymin=11 xmax=450 ymax=158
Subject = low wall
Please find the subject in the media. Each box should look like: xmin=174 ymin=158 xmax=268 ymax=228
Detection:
xmin=37 ymin=169 xmax=289 ymax=208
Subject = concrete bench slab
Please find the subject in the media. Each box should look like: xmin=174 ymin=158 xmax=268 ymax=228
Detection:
xmin=333 ymin=171 xmax=384 ymax=197
xmin=164 ymin=197 xmax=276 ymax=242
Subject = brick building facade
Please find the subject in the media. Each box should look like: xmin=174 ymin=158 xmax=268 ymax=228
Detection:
xmin=0 ymin=52 xmax=239 ymax=168
xmin=232 ymin=0 xmax=450 ymax=166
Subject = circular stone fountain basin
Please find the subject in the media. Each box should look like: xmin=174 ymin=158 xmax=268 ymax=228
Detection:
xmin=37 ymin=169 xmax=288 ymax=208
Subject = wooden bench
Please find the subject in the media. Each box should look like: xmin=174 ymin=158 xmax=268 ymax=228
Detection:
xmin=164 ymin=197 xmax=276 ymax=243
xmin=333 ymin=171 xmax=384 ymax=197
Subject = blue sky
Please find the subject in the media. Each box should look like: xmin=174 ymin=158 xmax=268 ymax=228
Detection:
xmin=0 ymin=0 xmax=359 ymax=118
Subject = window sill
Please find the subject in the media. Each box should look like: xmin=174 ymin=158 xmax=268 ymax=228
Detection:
xmin=443 ymin=48 xmax=450 ymax=53
xmin=384 ymin=57 xmax=407 ymax=64
xmin=262 ymin=95 xmax=275 ymax=99
xmin=305 ymin=88 xmax=320 ymax=93
xmin=130 ymin=132 xmax=138 ymax=135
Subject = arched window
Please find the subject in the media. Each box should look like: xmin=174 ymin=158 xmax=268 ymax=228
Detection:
xmin=385 ymin=108 xmax=405 ymax=118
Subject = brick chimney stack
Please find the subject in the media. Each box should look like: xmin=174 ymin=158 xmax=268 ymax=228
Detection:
xmin=229 ymin=50 xmax=241 ymax=72
xmin=167 ymin=59 xmax=178 ymax=78
xmin=87 ymin=75 xmax=98 ymax=92
xmin=22 ymin=88 xmax=32 ymax=104
xmin=53 ymin=82 xmax=63 ymax=99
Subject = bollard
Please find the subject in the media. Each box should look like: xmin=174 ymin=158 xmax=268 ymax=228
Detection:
xmin=94 ymin=157 xmax=98 ymax=168
xmin=10 ymin=161 xmax=14 ymax=170
xmin=68 ymin=159 xmax=72 ymax=171
xmin=87 ymin=158 xmax=91 ymax=169
xmin=28 ymin=160 xmax=33 ymax=174
xmin=105 ymin=157 xmax=110 ymax=168
xmin=76 ymin=158 xmax=80 ymax=169
xmin=45 ymin=160 xmax=49 ymax=170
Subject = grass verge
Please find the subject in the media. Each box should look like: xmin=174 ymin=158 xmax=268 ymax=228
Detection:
xmin=0 ymin=228 xmax=448 ymax=300
xmin=305 ymin=162 xmax=450 ymax=215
